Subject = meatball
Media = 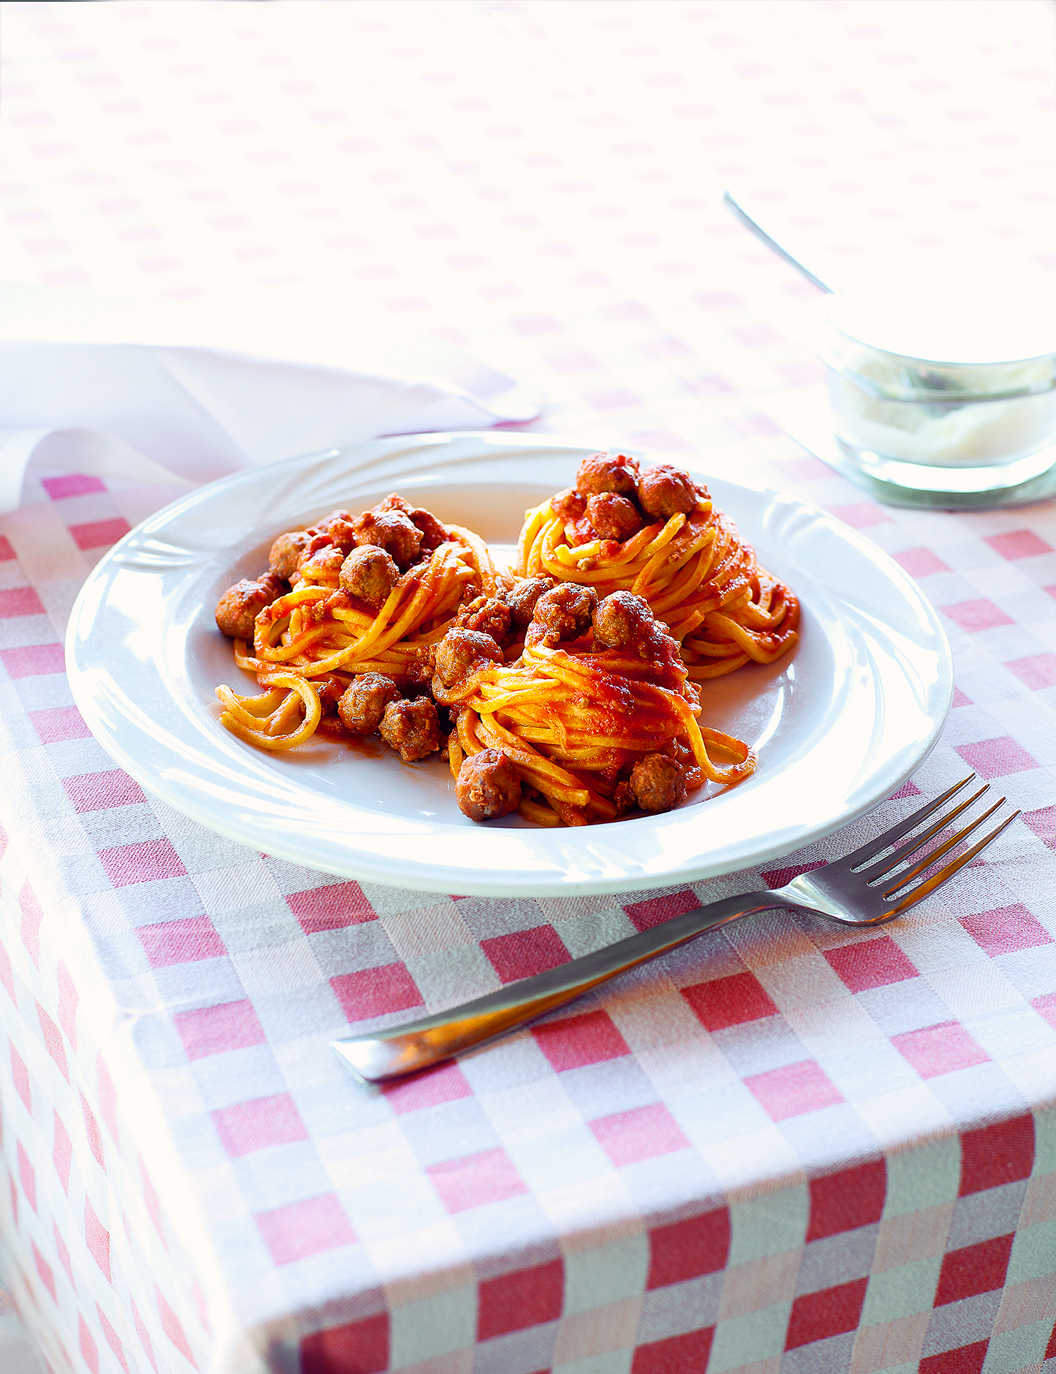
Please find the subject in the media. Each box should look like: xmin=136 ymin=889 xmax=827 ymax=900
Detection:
xmin=411 ymin=509 xmax=449 ymax=551
xmin=585 ymin=493 xmax=642 ymax=543
xmin=454 ymin=595 xmax=511 ymax=645
xmin=268 ymin=530 xmax=310 ymax=580
xmin=299 ymin=544 xmax=345 ymax=579
xmin=379 ymin=697 xmax=442 ymax=762
xmin=434 ymin=628 xmax=504 ymax=688
xmin=408 ymin=507 xmax=450 ymax=551
xmin=637 ymin=463 xmax=706 ymax=519
xmin=455 ymin=749 xmax=522 ymax=821
xmin=592 ymin=591 xmax=652 ymax=648
xmin=321 ymin=510 xmax=358 ymax=554
xmin=576 ymin=451 xmax=640 ymax=498
xmin=215 ymin=573 xmax=285 ymax=640
xmin=507 ymin=576 xmax=556 ymax=631
xmin=404 ymin=645 xmax=435 ymax=687
xmin=375 ymin=493 xmax=411 ymax=515
xmin=338 ymin=673 xmax=400 ymax=735
xmin=550 ymin=487 xmax=586 ymax=522
xmin=530 ymin=583 xmax=598 ymax=643
xmin=313 ymin=674 xmax=347 ymax=712
xmin=352 ymin=508 xmax=423 ymax=570
xmin=375 ymin=494 xmax=450 ymax=551
xmin=339 ymin=545 xmax=400 ymax=609
xmin=629 ymin=754 xmax=687 ymax=813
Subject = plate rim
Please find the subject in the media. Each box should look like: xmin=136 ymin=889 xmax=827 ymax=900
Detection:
xmin=66 ymin=431 xmax=954 ymax=897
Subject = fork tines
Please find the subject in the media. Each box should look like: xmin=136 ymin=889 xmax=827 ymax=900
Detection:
xmin=851 ymin=774 xmax=1020 ymax=909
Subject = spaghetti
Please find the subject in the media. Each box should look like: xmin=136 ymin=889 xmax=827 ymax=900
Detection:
xmin=215 ymin=495 xmax=504 ymax=753
xmin=440 ymin=589 xmax=756 ymax=828
xmin=515 ymin=452 xmax=799 ymax=681
xmin=213 ymin=476 xmax=769 ymax=828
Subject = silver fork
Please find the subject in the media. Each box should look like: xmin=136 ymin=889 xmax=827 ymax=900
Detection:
xmin=333 ymin=775 xmax=1018 ymax=1084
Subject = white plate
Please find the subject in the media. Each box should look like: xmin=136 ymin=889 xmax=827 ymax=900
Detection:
xmin=66 ymin=433 xmax=952 ymax=897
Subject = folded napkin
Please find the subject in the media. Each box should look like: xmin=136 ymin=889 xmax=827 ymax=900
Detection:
xmin=0 ymin=281 xmax=542 ymax=513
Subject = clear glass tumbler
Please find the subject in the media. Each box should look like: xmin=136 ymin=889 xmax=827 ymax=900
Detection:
xmin=822 ymin=284 xmax=1056 ymax=504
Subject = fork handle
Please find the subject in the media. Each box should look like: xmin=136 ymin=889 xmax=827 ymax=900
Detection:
xmin=332 ymin=889 xmax=788 ymax=1082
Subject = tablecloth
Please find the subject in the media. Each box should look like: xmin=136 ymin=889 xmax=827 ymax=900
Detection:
xmin=2 ymin=3 xmax=1056 ymax=1373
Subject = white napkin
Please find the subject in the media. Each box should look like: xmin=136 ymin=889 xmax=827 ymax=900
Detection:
xmin=0 ymin=282 xmax=542 ymax=513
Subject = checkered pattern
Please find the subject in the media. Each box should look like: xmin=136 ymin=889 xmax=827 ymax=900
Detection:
xmin=2 ymin=2 xmax=1056 ymax=1372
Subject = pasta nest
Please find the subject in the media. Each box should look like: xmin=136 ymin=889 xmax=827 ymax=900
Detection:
xmin=515 ymin=499 xmax=799 ymax=681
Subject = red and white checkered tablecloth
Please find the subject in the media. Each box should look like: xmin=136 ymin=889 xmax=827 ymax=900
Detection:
xmin=2 ymin=3 xmax=1056 ymax=1373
